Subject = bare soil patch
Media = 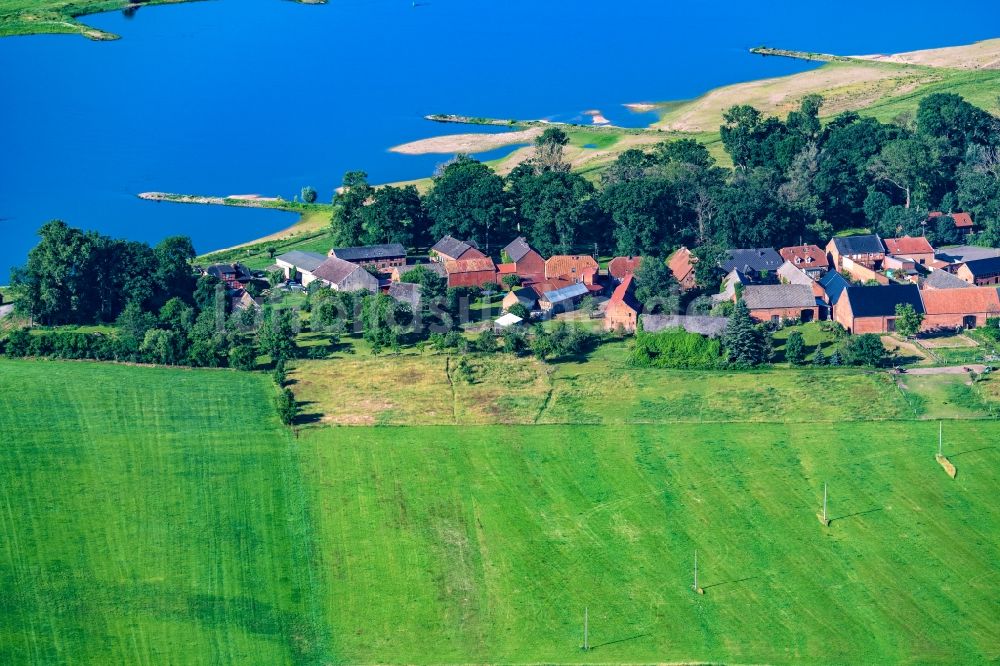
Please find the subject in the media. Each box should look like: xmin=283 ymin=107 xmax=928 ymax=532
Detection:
xmin=390 ymin=128 xmax=542 ymax=155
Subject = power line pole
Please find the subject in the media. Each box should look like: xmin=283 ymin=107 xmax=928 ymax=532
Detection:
xmin=692 ymin=550 xmax=703 ymax=594
xmin=818 ymin=482 xmax=830 ymax=526
xmin=583 ymin=606 xmax=589 ymax=651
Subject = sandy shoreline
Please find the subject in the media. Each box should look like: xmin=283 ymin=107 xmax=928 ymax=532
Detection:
xmin=390 ymin=128 xmax=543 ymax=155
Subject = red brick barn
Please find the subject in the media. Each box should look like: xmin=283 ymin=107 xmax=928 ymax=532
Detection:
xmin=501 ymin=237 xmax=545 ymax=281
xmin=431 ymin=236 xmax=485 ymax=264
xmin=834 ymin=284 xmax=924 ymax=334
xmin=956 ymin=257 xmax=1000 ymax=286
xmin=929 ymin=211 xmax=975 ymax=237
xmin=742 ymin=284 xmax=819 ymax=324
xmin=919 ymin=287 xmax=1000 ymax=332
xmin=604 ymin=274 xmax=641 ymax=332
xmin=445 ymin=257 xmax=497 ymax=288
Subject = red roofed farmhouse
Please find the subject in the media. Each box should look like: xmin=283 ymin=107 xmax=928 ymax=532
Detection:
xmin=544 ymin=255 xmax=598 ymax=285
xmin=608 ymin=256 xmax=642 ymax=282
xmin=501 ymin=237 xmax=545 ymax=280
xmin=929 ymin=211 xmax=975 ymax=236
xmin=668 ymin=247 xmax=697 ymax=290
xmin=779 ymin=244 xmax=829 ymax=276
xmin=604 ymin=274 xmax=641 ymax=332
xmin=919 ymin=287 xmax=1000 ymax=332
xmin=444 ymin=257 xmax=497 ymax=288
xmin=883 ymin=236 xmax=935 ymax=265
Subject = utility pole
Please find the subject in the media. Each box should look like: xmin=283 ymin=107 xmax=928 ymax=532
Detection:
xmin=582 ymin=606 xmax=589 ymax=651
xmin=692 ymin=550 xmax=703 ymax=594
xmin=818 ymin=482 xmax=830 ymax=526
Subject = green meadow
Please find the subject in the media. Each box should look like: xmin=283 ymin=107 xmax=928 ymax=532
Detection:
xmin=1 ymin=357 xmax=998 ymax=664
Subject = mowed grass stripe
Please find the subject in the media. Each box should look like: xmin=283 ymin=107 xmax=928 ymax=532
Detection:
xmin=301 ymin=422 xmax=1000 ymax=664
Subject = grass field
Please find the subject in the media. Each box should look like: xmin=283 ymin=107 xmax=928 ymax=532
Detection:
xmin=1 ymin=358 xmax=998 ymax=664
xmin=0 ymin=0 xmax=198 ymax=38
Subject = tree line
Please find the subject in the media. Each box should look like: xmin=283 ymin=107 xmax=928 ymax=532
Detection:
xmin=331 ymin=93 xmax=999 ymax=268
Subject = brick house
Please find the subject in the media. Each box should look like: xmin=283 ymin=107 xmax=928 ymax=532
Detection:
xmin=919 ymin=287 xmax=1000 ymax=332
xmin=205 ymin=263 xmax=253 ymax=290
xmin=834 ymin=284 xmax=924 ymax=334
xmin=500 ymin=237 xmax=545 ymax=281
xmin=445 ymin=257 xmax=497 ymax=288
xmin=430 ymin=235 xmax=485 ymax=263
xmin=827 ymin=235 xmax=885 ymax=271
xmin=311 ymin=257 xmax=379 ymax=292
xmin=720 ymin=248 xmax=783 ymax=282
xmin=929 ymin=211 xmax=975 ymax=236
xmin=668 ymin=247 xmax=697 ymax=290
xmin=742 ymin=284 xmax=819 ymax=324
xmin=779 ymin=244 xmax=829 ymax=277
xmin=545 ymin=255 xmax=598 ymax=285
xmin=883 ymin=236 xmax=935 ymax=265
xmin=956 ymin=257 xmax=1000 ymax=286
xmin=608 ymin=256 xmax=642 ymax=283
xmin=329 ymin=243 xmax=407 ymax=271
xmin=604 ymin=274 xmax=641 ymax=332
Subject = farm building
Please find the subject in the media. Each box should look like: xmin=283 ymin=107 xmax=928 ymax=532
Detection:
xmin=919 ymin=287 xmax=1000 ymax=332
xmin=275 ymin=250 xmax=327 ymax=282
xmin=329 ymin=243 xmax=406 ymax=270
xmin=430 ymin=235 xmax=485 ymax=263
xmin=742 ymin=284 xmax=819 ymax=323
xmin=387 ymin=282 xmax=422 ymax=310
xmin=934 ymin=246 xmax=1000 ymax=265
xmin=777 ymin=261 xmax=825 ymax=297
xmin=955 ymin=257 xmax=1000 ymax=286
xmin=604 ymin=274 xmax=641 ymax=332
xmin=310 ymin=257 xmax=379 ymax=292
xmin=501 ymin=237 xmax=545 ymax=280
xmin=720 ymin=248 xmax=783 ymax=281
xmin=545 ymin=255 xmax=598 ymax=285
xmin=827 ymin=234 xmax=885 ymax=270
xmin=389 ymin=262 xmax=446 ymax=282
xmin=502 ymin=287 xmax=538 ymax=312
xmin=608 ymin=256 xmax=642 ymax=282
xmin=205 ymin=263 xmax=253 ymax=290
xmin=779 ymin=244 xmax=829 ymax=277
xmin=444 ymin=257 xmax=496 ymax=288
xmin=668 ymin=247 xmax=697 ymax=290
xmin=818 ymin=271 xmax=850 ymax=306
xmin=538 ymin=282 xmax=589 ymax=313
xmin=929 ymin=211 xmax=975 ymax=236
xmin=834 ymin=284 xmax=923 ymax=334
xmin=922 ymin=269 xmax=973 ymax=290
xmin=640 ymin=314 xmax=729 ymax=338
xmin=883 ymin=236 xmax=935 ymax=265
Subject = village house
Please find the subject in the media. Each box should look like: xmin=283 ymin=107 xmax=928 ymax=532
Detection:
xmin=275 ymin=250 xmax=327 ymax=283
xmin=883 ymin=236 xmax=935 ymax=265
xmin=921 ymin=269 xmax=973 ymax=290
xmin=929 ymin=211 xmax=975 ymax=236
xmin=230 ymin=290 xmax=261 ymax=313
xmin=668 ymin=247 xmax=697 ymax=290
xmin=640 ymin=314 xmax=729 ymax=338
xmin=919 ymin=287 xmax=1000 ymax=332
xmin=430 ymin=235 xmax=485 ymax=263
xmin=205 ymin=263 xmax=253 ymax=290
xmin=538 ymin=282 xmax=589 ymax=313
xmin=389 ymin=262 xmax=446 ymax=283
xmin=955 ymin=257 xmax=1000 ymax=286
xmin=499 ymin=237 xmax=545 ymax=281
xmin=310 ymin=256 xmax=379 ymax=292
xmin=779 ymin=244 xmax=829 ymax=277
xmin=502 ymin=287 xmax=538 ymax=313
xmin=545 ymin=255 xmax=599 ymax=286
xmin=720 ymin=248 xmax=783 ymax=282
xmin=742 ymin=284 xmax=819 ymax=324
xmin=778 ymin=262 xmax=825 ymax=295
xmin=834 ymin=284 xmax=923 ymax=334
xmin=604 ymin=274 xmax=641 ymax=332
xmin=826 ymin=234 xmax=885 ymax=271
xmin=329 ymin=243 xmax=407 ymax=270
xmin=444 ymin=257 xmax=496 ymax=288
xmin=608 ymin=256 xmax=642 ymax=283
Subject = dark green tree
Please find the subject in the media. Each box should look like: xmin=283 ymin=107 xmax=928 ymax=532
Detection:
xmin=784 ymin=330 xmax=806 ymax=365
xmin=722 ymin=300 xmax=769 ymax=367
xmin=633 ymin=256 xmax=680 ymax=314
xmin=425 ymin=155 xmax=508 ymax=250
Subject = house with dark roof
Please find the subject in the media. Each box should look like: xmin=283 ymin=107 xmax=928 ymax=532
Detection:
xmin=608 ymin=256 xmax=642 ymax=282
xmin=929 ymin=211 xmax=975 ymax=236
xmin=329 ymin=243 xmax=406 ymax=270
xmin=922 ymin=269 xmax=973 ymax=291
xmin=742 ymin=284 xmax=819 ymax=323
xmin=934 ymin=245 xmax=1000 ymax=265
xmin=276 ymin=251 xmax=327 ymax=282
xmin=501 ymin=287 xmax=538 ymax=313
xmin=779 ymin=244 xmax=829 ymax=277
xmin=604 ymin=274 xmax=641 ymax=332
xmin=818 ymin=272 xmax=850 ymax=318
xmin=883 ymin=236 xmax=935 ymax=265
xmin=826 ymin=235 xmax=885 ymax=270
xmin=719 ymin=248 xmax=783 ymax=281
xmin=640 ymin=314 xmax=729 ymax=338
xmin=920 ymin=287 xmax=1000 ymax=332
xmin=311 ymin=256 xmax=379 ymax=292
xmin=501 ymin=237 xmax=545 ymax=280
xmin=205 ymin=263 xmax=253 ymax=290
xmin=430 ymin=235 xmax=485 ymax=263
xmin=956 ymin=256 xmax=1000 ymax=286
xmin=834 ymin=284 xmax=924 ymax=334
xmin=668 ymin=247 xmax=697 ymax=290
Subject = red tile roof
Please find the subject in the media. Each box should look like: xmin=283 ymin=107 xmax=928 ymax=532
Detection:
xmin=920 ymin=286 xmax=1000 ymax=315
xmin=608 ymin=256 xmax=642 ymax=280
xmin=607 ymin=274 xmax=640 ymax=311
xmin=929 ymin=211 xmax=974 ymax=228
xmin=544 ymin=255 xmax=598 ymax=280
xmin=497 ymin=263 xmax=517 ymax=275
xmin=445 ymin=257 xmax=496 ymax=274
xmin=884 ymin=235 xmax=934 ymax=256
xmin=668 ymin=247 xmax=695 ymax=282
xmin=528 ymin=278 xmax=573 ymax=298
xmin=779 ymin=244 xmax=828 ymax=267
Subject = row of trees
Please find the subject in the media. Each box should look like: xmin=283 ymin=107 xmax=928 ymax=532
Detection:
xmin=330 ymin=93 xmax=999 ymax=271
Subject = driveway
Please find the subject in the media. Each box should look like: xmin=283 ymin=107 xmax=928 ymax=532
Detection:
xmin=904 ymin=364 xmax=988 ymax=375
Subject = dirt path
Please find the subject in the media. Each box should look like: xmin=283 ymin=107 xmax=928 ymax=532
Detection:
xmin=904 ymin=364 xmax=988 ymax=375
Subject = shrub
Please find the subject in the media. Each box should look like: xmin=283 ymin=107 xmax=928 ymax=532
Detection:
xmin=629 ymin=328 xmax=724 ymax=369
xmin=275 ymin=388 xmax=298 ymax=425
xmin=785 ymin=331 xmax=806 ymax=365
xmin=301 ymin=186 xmax=318 ymax=204
xmin=841 ymin=334 xmax=887 ymax=367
